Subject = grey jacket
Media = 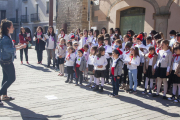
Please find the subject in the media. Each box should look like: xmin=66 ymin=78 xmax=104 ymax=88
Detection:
xmin=111 ymin=58 xmax=123 ymax=77
xmin=156 ymin=49 xmax=172 ymax=72
xmin=46 ymin=34 xmax=57 ymax=49
xmin=73 ymin=56 xmax=87 ymax=71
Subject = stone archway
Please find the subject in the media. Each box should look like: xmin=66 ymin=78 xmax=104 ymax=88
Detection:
xmin=108 ymin=0 xmax=155 ymax=34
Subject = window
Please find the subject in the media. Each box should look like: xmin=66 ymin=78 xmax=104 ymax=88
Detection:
xmin=44 ymin=26 xmax=48 ymax=33
xmin=120 ymin=7 xmax=145 ymax=35
xmin=46 ymin=1 xmax=49 ymax=14
xmin=1 ymin=10 xmax=6 ymax=19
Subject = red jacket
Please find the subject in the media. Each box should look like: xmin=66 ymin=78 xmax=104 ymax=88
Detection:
xmin=19 ymin=34 xmax=31 ymax=44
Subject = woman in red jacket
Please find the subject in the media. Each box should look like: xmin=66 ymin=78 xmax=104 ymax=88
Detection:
xmin=19 ymin=27 xmax=31 ymax=64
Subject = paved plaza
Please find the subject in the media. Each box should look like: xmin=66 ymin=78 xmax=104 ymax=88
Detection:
xmin=0 ymin=48 xmax=180 ymax=120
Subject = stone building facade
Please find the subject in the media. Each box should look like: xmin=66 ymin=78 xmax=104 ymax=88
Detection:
xmin=0 ymin=0 xmax=22 ymax=42
xmin=57 ymin=0 xmax=89 ymax=34
xmin=57 ymin=0 xmax=180 ymax=39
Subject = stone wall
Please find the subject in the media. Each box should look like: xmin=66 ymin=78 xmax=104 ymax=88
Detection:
xmin=57 ymin=0 xmax=88 ymax=34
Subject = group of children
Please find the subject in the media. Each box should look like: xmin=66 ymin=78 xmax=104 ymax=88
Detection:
xmin=54 ymin=28 xmax=180 ymax=101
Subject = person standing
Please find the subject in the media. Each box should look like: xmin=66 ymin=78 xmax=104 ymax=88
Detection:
xmin=19 ymin=27 xmax=31 ymax=64
xmin=34 ymin=26 xmax=46 ymax=64
xmin=0 ymin=19 xmax=26 ymax=105
xmin=58 ymin=28 xmax=69 ymax=44
xmin=45 ymin=26 xmax=57 ymax=68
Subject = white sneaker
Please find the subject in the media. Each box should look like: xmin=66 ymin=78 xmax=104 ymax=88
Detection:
xmin=64 ymin=74 xmax=67 ymax=77
xmin=0 ymin=100 xmax=3 ymax=105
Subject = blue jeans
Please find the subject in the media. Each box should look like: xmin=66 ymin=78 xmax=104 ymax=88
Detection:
xmin=0 ymin=62 xmax=16 ymax=96
xmin=112 ymin=76 xmax=120 ymax=95
xmin=128 ymin=69 xmax=137 ymax=91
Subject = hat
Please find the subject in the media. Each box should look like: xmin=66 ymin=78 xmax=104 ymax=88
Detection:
xmin=78 ymin=48 xmax=85 ymax=54
xmin=137 ymin=34 xmax=143 ymax=41
xmin=169 ymin=30 xmax=176 ymax=35
xmin=177 ymin=33 xmax=180 ymax=37
xmin=71 ymin=35 xmax=75 ymax=39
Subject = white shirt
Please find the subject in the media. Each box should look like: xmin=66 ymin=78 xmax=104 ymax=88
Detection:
xmin=122 ymin=42 xmax=126 ymax=51
xmin=112 ymin=58 xmax=118 ymax=67
xmin=58 ymin=34 xmax=69 ymax=43
xmin=173 ymin=55 xmax=180 ymax=70
xmin=76 ymin=56 xmax=82 ymax=65
xmin=87 ymin=55 xmax=95 ymax=67
xmin=92 ymin=37 xmax=98 ymax=46
xmin=127 ymin=56 xmax=140 ymax=70
xmin=148 ymin=56 xmax=154 ymax=66
xmin=65 ymin=53 xmax=76 ymax=66
xmin=88 ymin=35 xmax=93 ymax=43
xmin=104 ymin=45 xmax=112 ymax=59
xmin=122 ymin=50 xmax=130 ymax=60
xmin=169 ymin=38 xmax=177 ymax=47
xmin=47 ymin=35 xmax=54 ymax=49
xmin=93 ymin=55 xmax=107 ymax=70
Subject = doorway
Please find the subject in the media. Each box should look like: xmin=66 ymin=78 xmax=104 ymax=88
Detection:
xmin=120 ymin=7 xmax=145 ymax=36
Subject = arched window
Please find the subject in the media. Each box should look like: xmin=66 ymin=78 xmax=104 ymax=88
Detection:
xmin=120 ymin=7 xmax=145 ymax=35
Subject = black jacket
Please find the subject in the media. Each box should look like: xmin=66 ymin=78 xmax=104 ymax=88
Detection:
xmin=34 ymin=32 xmax=46 ymax=51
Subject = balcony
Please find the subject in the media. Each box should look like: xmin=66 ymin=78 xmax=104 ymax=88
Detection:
xmin=21 ymin=15 xmax=29 ymax=23
xmin=8 ymin=18 xmax=19 ymax=23
xmin=31 ymin=13 xmax=40 ymax=22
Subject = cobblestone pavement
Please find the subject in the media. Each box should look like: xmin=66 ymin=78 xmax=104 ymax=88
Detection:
xmin=0 ymin=48 xmax=180 ymax=120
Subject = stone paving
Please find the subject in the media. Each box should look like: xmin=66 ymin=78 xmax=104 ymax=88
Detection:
xmin=0 ymin=48 xmax=180 ymax=120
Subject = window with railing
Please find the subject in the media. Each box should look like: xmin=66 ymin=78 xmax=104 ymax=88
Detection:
xmin=21 ymin=15 xmax=29 ymax=23
xmin=31 ymin=13 xmax=40 ymax=22
xmin=46 ymin=1 xmax=49 ymax=14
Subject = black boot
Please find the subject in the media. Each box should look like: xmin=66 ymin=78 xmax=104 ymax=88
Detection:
xmin=93 ymin=85 xmax=99 ymax=91
xmin=65 ymin=80 xmax=69 ymax=83
xmin=142 ymin=88 xmax=147 ymax=94
xmin=99 ymin=86 xmax=104 ymax=92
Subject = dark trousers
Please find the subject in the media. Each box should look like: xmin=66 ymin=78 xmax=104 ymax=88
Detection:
xmin=55 ymin=59 xmax=59 ymax=69
xmin=67 ymin=66 xmax=74 ymax=81
xmin=137 ymin=64 xmax=143 ymax=86
xmin=0 ymin=62 xmax=16 ymax=96
xmin=75 ymin=67 xmax=83 ymax=84
xmin=105 ymin=58 xmax=111 ymax=82
xmin=20 ymin=46 xmax=28 ymax=61
xmin=36 ymin=50 xmax=43 ymax=62
xmin=112 ymin=76 xmax=120 ymax=95
xmin=123 ymin=64 xmax=129 ymax=84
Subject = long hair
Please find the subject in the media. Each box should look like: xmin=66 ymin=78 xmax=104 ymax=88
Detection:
xmin=68 ymin=46 xmax=75 ymax=53
xmin=115 ymin=28 xmax=121 ymax=35
xmin=130 ymin=47 xmax=139 ymax=57
xmin=89 ymin=29 xmax=93 ymax=35
xmin=173 ymin=42 xmax=180 ymax=53
xmin=20 ymin=27 xmax=27 ymax=35
xmin=115 ymin=39 xmax=122 ymax=49
xmin=83 ymin=29 xmax=88 ymax=37
xmin=149 ymin=46 xmax=157 ymax=55
xmin=96 ymin=47 xmax=105 ymax=58
xmin=91 ymin=46 xmax=98 ymax=55
xmin=47 ymin=26 xmax=55 ymax=36
xmin=104 ymin=37 xmax=111 ymax=46
xmin=76 ymin=28 xmax=80 ymax=35
xmin=101 ymin=27 xmax=107 ymax=34
xmin=97 ymin=34 xmax=104 ymax=43
xmin=37 ymin=26 xmax=43 ymax=33
xmin=127 ymin=30 xmax=135 ymax=37
xmin=162 ymin=40 xmax=171 ymax=51
xmin=94 ymin=30 xmax=99 ymax=38
xmin=113 ymin=49 xmax=121 ymax=56
xmin=0 ymin=19 xmax=12 ymax=38
xmin=114 ymin=33 xmax=120 ymax=39
xmin=110 ymin=28 xmax=115 ymax=34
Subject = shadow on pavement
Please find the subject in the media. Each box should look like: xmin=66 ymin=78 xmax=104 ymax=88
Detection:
xmin=23 ymin=64 xmax=52 ymax=72
xmin=2 ymin=101 xmax=61 ymax=120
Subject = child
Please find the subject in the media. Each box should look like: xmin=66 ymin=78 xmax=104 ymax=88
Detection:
xmin=93 ymin=47 xmax=108 ymax=92
xmin=120 ymin=42 xmax=132 ymax=90
xmin=142 ymin=46 xmax=158 ymax=94
xmin=78 ymin=32 xmax=84 ymax=49
xmin=168 ymin=44 xmax=180 ymax=102
xmin=64 ymin=41 xmax=73 ymax=77
xmin=83 ymin=44 xmax=89 ymax=81
xmin=57 ymin=38 xmax=67 ymax=76
xmin=122 ymin=34 xmax=130 ymax=50
xmin=97 ymin=34 xmax=104 ymax=48
xmin=132 ymin=34 xmax=138 ymax=46
xmin=88 ymin=29 xmax=94 ymax=43
xmin=71 ymin=35 xmax=76 ymax=44
xmin=145 ymin=36 xmax=153 ymax=49
xmin=114 ymin=39 xmax=123 ymax=59
xmin=153 ymin=40 xmax=173 ymax=99
xmin=73 ymin=42 xmax=79 ymax=57
xmin=125 ymin=46 xmax=140 ymax=94
xmin=86 ymin=46 xmax=98 ymax=87
xmin=104 ymin=37 xmax=112 ymax=84
xmin=65 ymin=46 xmax=76 ymax=83
xmin=92 ymin=30 xmax=99 ymax=46
xmin=109 ymin=49 xmax=123 ymax=97
xmin=156 ymin=39 xmax=162 ymax=54
xmin=74 ymin=48 xmax=86 ymax=86
xmin=135 ymin=34 xmax=147 ymax=87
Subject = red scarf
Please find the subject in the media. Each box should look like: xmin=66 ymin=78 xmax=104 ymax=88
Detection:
xmin=60 ymin=45 xmax=64 ymax=49
xmin=174 ymin=54 xmax=180 ymax=60
xmin=67 ymin=54 xmax=70 ymax=59
xmin=157 ymin=48 xmax=161 ymax=54
xmin=98 ymin=44 xmax=103 ymax=48
xmin=62 ymin=34 xmax=65 ymax=38
xmin=130 ymin=55 xmax=133 ymax=62
xmin=37 ymin=39 xmax=39 ymax=44
xmin=111 ymin=67 xmax=116 ymax=82
xmin=126 ymin=50 xmax=130 ymax=54
xmin=117 ymin=48 xmax=123 ymax=55
xmin=148 ymin=53 xmax=154 ymax=59
xmin=133 ymin=44 xmax=136 ymax=46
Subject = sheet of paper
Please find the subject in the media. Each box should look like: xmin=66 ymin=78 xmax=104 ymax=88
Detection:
xmin=44 ymin=34 xmax=49 ymax=39
xmin=45 ymin=95 xmax=58 ymax=100
xmin=27 ymin=33 xmax=30 ymax=37
xmin=37 ymin=35 xmax=41 ymax=39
